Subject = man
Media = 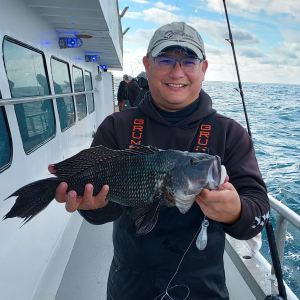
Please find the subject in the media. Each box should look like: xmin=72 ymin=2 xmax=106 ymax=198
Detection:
xmin=136 ymin=71 xmax=149 ymax=106
xmin=117 ymin=74 xmax=129 ymax=111
xmin=52 ymin=22 xmax=269 ymax=299
xmin=125 ymin=76 xmax=140 ymax=108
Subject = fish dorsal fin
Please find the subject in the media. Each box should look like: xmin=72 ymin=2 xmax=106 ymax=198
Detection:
xmin=52 ymin=145 xmax=159 ymax=178
xmin=52 ymin=145 xmax=134 ymax=178
xmin=127 ymin=144 xmax=159 ymax=155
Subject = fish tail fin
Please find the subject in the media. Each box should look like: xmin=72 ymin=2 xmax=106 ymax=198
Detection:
xmin=3 ymin=178 xmax=61 ymax=224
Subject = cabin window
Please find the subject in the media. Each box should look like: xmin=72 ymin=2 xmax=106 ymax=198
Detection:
xmin=72 ymin=66 xmax=87 ymax=120
xmin=3 ymin=37 xmax=55 ymax=154
xmin=85 ymin=71 xmax=95 ymax=114
xmin=51 ymin=58 xmax=76 ymax=131
xmin=0 ymin=99 xmax=12 ymax=172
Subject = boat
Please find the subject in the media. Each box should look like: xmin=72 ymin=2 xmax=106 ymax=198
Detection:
xmin=0 ymin=0 xmax=299 ymax=299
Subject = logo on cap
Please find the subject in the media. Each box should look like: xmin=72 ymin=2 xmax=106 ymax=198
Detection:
xmin=164 ymin=30 xmax=193 ymax=40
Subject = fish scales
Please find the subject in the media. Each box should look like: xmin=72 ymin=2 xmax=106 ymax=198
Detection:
xmin=3 ymin=145 xmax=227 ymax=232
xmin=66 ymin=151 xmax=175 ymax=207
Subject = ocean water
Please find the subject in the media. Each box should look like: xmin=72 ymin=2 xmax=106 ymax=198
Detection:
xmin=113 ymin=78 xmax=300 ymax=297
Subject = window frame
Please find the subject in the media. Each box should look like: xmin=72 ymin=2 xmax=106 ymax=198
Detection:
xmin=50 ymin=56 xmax=76 ymax=131
xmin=0 ymin=101 xmax=13 ymax=173
xmin=72 ymin=65 xmax=87 ymax=121
xmin=2 ymin=35 xmax=56 ymax=154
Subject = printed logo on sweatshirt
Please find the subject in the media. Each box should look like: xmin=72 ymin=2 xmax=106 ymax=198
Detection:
xmin=251 ymin=211 xmax=270 ymax=228
xmin=130 ymin=118 xmax=145 ymax=145
xmin=193 ymin=123 xmax=211 ymax=153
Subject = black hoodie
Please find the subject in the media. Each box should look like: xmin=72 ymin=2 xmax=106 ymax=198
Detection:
xmin=81 ymin=90 xmax=269 ymax=299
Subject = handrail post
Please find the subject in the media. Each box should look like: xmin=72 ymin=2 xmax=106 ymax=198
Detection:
xmin=272 ymin=215 xmax=288 ymax=273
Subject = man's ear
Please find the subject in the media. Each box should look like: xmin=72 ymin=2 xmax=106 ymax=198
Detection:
xmin=143 ymin=56 xmax=150 ymax=70
xmin=202 ymin=60 xmax=208 ymax=74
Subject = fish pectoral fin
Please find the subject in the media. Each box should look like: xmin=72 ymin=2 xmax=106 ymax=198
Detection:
xmin=129 ymin=201 xmax=161 ymax=235
xmin=78 ymin=201 xmax=124 ymax=225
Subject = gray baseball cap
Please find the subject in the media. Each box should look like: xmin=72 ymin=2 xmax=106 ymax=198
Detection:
xmin=147 ymin=22 xmax=206 ymax=60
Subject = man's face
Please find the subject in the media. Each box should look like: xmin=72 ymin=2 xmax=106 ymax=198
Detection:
xmin=143 ymin=50 xmax=208 ymax=111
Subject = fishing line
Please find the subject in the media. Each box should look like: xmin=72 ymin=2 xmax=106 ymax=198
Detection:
xmin=153 ymin=224 xmax=202 ymax=300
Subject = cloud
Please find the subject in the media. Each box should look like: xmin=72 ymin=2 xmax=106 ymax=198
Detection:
xmin=118 ymin=0 xmax=300 ymax=84
xmin=239 ymin=48 xmax=265 ymax=58
xmin=188 ymin=17 xmax=259 ymax=45
xmin=154 ymin=1 xmax=180 ymax=12
xmin=126 ymin=11 xmax=143 ymax=19
xmin=131 ymin=0 xmax=149 ymax=4
xmin=206 ymin=0 xmax=300 ymax=22
xmin=142 ymin=7 xmax=181 ymax=24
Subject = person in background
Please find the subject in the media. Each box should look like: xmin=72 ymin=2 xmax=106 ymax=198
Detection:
xmin=125 ymin=76 xmax=141 ymax=108
xmin=51 ymin=21 xmax=270 ymax=299
xmin=116 ymin=74 xmax=129 ymax=111
xmin=135 ymin=71 xmax=149 ymax=106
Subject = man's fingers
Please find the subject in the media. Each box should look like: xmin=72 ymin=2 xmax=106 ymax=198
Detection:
xmin=56 ymin=183 xmax=109 ymax=211
xmin=55 ymin=182 xmax=68 ymax=203
xmin=95 ymin=185 xmax=109 ymax=208
xmin=65 ymin=190 xmax=81 ymax=212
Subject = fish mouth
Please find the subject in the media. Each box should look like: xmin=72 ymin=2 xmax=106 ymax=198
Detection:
xmin=219 ymin=165 xmax=227 ymax=185
xmin=207 ymin=156 xmax=227 ymax=188
xmin=213 ymin=154 xmax=227 ymax=185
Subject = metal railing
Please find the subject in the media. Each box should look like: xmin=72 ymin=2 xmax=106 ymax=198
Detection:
xmin=0 ymin=90 xmax=95 ymax=106
xmin=268 ymin=193 xmax=300 ymax=276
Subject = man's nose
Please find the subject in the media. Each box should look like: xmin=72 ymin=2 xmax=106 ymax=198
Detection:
xmin=170 ymin=61 xmax=185 ymax=77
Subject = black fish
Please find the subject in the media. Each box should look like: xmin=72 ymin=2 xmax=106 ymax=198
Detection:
xmin=3 ymin=145 xmax=227 ymax=234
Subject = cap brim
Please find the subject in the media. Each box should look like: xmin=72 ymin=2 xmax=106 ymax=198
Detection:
xmin=151 ymin=41 xmax=204 ymax=60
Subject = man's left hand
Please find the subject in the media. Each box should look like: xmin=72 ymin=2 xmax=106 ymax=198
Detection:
xmin=196 ymin=182 xmax=241 ymax=224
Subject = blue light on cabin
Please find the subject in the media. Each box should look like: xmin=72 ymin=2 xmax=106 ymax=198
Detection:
xmin=85 ymin=55 xmax=99 ymax=62
xmin=100 ymin=65 xmax=108 ymax=72
xmin=59 ymin=37 xmax=83 ymax=49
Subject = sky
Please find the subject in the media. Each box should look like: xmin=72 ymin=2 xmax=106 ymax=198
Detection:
xmin=113 ymin=0 xmax=300 ymax=84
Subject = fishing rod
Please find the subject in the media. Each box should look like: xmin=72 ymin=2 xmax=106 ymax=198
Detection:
xmin=222 ymin=1 xmax=287 ymax=299
xmin=222 ymin=0 xmax=252 ymax=138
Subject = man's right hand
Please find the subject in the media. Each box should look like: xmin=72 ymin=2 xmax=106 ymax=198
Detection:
xmin=55 ymin=182 xmax=109 ymax=212
xmin=49 ymin=165 xmax=109 ymax=212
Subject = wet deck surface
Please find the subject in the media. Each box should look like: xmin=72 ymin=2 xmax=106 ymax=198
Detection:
xmin=55 ymin=221 xmax=113 ymax=300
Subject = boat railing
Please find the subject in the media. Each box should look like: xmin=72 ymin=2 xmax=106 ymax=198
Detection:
xmin=268 ymin=193 xmax=300 ymax=276
xmin=0 ymin=90 xmax=95 ymax=106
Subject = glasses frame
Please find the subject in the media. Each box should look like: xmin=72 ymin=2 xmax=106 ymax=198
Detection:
xmin=152 ymin=55 xmax=203 ymax=72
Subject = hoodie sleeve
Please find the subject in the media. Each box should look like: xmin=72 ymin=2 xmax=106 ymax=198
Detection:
xmin=220 ymin=119 xmax=270 ymax=240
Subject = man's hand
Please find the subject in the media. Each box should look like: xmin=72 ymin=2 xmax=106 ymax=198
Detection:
xmin=48 ymin=165 xmax=109 ymax=212
xmin=196 ymin=182 xmax=241 ymax=224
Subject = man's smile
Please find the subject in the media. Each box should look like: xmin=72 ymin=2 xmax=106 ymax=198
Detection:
xmin=165 ymin=83 xmax=188 ymax=88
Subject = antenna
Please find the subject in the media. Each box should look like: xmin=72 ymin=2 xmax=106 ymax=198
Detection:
xmin=122 ymin=27 xmax=130 ymax=36
xmin=120 ymin=6 xmax=129 ymax=18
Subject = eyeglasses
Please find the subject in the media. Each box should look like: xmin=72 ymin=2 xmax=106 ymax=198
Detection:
xmin=152 ymin=56 xmax=203 ymax=72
